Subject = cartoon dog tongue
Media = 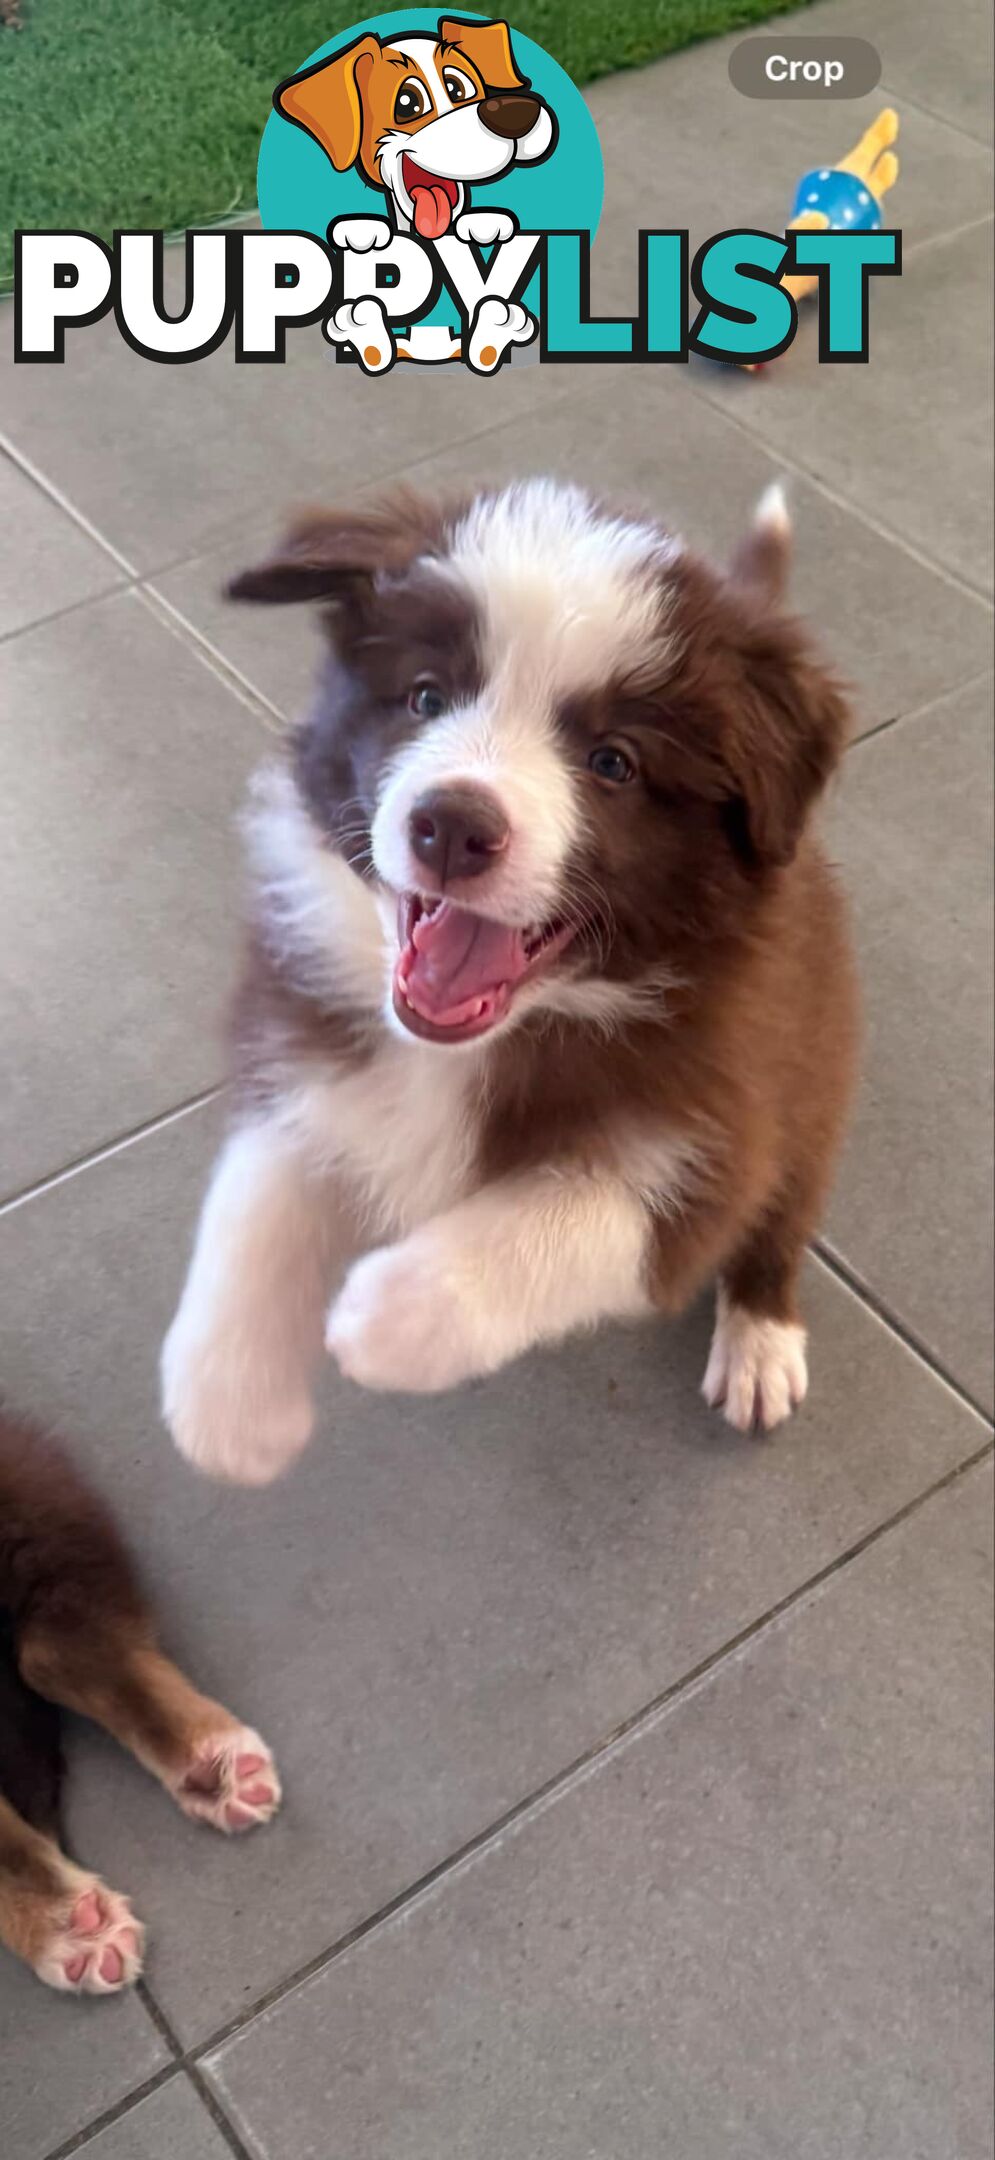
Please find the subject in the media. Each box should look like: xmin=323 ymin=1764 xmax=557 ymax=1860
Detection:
xmin=411 ymin=182 xmax=454 ymax=239
xmin=400 ymin=901 xmax=530 ymax=1028
xmin=403 ymin=159 xmax=459 ymax=240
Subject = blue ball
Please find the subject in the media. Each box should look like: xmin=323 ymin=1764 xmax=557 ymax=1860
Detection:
xmin=791 ymin=167 xmax=882 ymax=232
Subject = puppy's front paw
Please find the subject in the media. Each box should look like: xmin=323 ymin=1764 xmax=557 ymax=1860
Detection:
xmin=326 ymin=1240 xmax=486 ymax=1393
xmin=702 ymin=1304 xmax=808 ymax=1433
xmin=161 ymin=1317 xmax=314 ymax=1486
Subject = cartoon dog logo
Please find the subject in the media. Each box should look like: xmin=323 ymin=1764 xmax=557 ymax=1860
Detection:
xmin=274 ymin=15 xmax=558 ymax=367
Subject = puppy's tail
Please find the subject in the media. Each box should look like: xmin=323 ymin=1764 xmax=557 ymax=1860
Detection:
xmin=730 ymin=483 xmax=792 ymax=604
xmin=0 ymin=1410 xmax=147 ymax=1836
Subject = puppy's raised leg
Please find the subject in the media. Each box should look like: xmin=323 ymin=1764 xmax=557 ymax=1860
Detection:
xmin=162 ymin=1119 xmax=342 ymax=1485
xmin=0 ymin=1795 xmax=143 ymax=1994
xmin=326 ymin=1170 xmax=655 ymax=1392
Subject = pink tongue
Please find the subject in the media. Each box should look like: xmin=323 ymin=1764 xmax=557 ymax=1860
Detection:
xmin=412 ymin=184 xmax=454 ymax=240
xmin=402 ymin=902 xmax=528 ymax=1025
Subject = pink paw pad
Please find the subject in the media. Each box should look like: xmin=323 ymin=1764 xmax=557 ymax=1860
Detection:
xmin=38 ymin=1883 xmax=144 ymax=1995
xmin=175 ymin=1726 xmax=281 ymax=1833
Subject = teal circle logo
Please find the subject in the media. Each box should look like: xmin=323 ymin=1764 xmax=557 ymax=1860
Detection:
xmin=257 ymin=11 xmax=603 ymax=367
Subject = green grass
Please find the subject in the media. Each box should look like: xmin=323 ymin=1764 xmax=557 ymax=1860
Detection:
xmin=0 ymin=0 xmax=808 ymax=289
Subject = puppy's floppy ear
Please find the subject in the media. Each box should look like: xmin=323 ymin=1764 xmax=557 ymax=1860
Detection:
xmin=226 ymin=492 xmax=444 ymax=605
xmin=274 ymin=35 xmax=380 ymax=172
xmin=438 ymin=17 xmax=526 ymax=90
xmin=720 ymin=493 xmax=849 ymax=868
xmin=722 ymin=609 xmax=850 ymax=870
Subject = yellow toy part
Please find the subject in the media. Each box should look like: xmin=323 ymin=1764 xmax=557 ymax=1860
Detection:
xmin=781 ymin=107 xmax=900 ymax=303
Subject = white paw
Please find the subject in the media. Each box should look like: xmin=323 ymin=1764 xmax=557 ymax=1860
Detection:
xmin=172 ymin=1726 xmax=281 ymax=1834
xmin=161 ymin=1319 xmax=314 ymax=1487
xmin=324 ymin=297 xmax=394 ymax=373
xmin=454 ymin=208 xmax=518 ymax=246
xmin=702 ymin=1303 xmax=808 ymax=1433
xmin=326 ymin=1239 xmax=485 ymax=1393
xmin=36 ymin=1882 xmax=145 ymax=1996
xmin=329 ymin=215 xmax=393 ymax=252
xmin=467 ymin=295 xmax=536 ymax=373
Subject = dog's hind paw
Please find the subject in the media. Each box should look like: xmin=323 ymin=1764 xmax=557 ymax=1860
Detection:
xmin=467 ymin=296 xmax=536 ymax=374
xmin=173 ymin=1725 xmax=282 ymax=1834
xmin=324 ymin=297 xmax=394 ymax=373
xmin=36 ymin=1882 xmax=144 ymax=1995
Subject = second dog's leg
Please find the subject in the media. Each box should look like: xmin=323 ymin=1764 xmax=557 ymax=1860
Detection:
xmin=162 ymin=1118 xmax=343 ymax=1485
xmin=18 ymin=1625 xmax=282 ymax=1835
xmin=0 ymin=1794 xmax=143 ymax=1994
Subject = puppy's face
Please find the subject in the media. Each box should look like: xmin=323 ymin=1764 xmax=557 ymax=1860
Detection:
xmin=231 ymin=482 xmax=848 ymax=1047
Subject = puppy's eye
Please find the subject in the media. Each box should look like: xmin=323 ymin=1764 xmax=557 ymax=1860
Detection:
xmin=443 ymin=68 xmax=474 ymax=104
xmin=409 ymin=682 xmax=447 ymax=720
xmin=394 ymin=78 xmax=430 ymax=123
xmin=588 ymin=743 xmax=636 ymax=786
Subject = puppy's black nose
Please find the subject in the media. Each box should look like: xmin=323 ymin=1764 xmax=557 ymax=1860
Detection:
xmin=409 ymin=786 xmax=510 ymax=885
xmin=479 ymin=93 xmax=542 ymax=141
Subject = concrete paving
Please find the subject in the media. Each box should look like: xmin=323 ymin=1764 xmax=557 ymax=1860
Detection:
xmin=0 ymin=2 xmax=991 ymax=2154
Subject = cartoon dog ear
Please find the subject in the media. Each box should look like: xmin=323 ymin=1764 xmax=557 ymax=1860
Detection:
xmin=226 ymin=494 xmax=447 ymax=605
xmin=438 ymin=16 xmax=526 ymax=91
xmin=274 ymin=35 xmax=381 ymax=172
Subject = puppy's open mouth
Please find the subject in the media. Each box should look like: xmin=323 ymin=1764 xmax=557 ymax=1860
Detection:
xmin=394 ymin=895 xmax=575 ymax=1043
xmin=401 ymin=155 xmax=461 ymax=239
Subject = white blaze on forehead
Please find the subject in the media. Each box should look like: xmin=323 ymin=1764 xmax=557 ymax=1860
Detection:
xmin=386 ymin=37 xmax=450 ymax=110
xmin=444 ymin=479 xmax=674 ymax=700
xmin=370 ymin=482 xmax=678 ymax=928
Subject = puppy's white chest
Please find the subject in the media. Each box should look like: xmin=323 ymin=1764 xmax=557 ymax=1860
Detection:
xmin=282 ymin=1041 xmax=481 ymax=1235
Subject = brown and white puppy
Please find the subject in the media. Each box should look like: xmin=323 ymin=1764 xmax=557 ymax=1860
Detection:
xmin=162 ymin=479 xmax=858 ymax=1488
xmin=275 ymin=17 xmax=555 ymax=239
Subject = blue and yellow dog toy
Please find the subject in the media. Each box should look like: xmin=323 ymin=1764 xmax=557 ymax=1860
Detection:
xmin=739 ymin=108 xmax=899 ymax=368
xmin=781 ymin=107 xmax=900 ymax=305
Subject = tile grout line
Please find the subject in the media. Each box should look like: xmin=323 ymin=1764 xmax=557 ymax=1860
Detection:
xmin=903 ymin=209 xmax=994 ymax=262
xmin=812 ymin=1237 xmax=994 ymax=1427
xmin=0 ymin=578 xmax=131 ymax=648
xmin=133 ymin=584 xmax=287 ymax=733
xmin=876 ymin=78 xmax=993 ymax=154
xmin=182 ymin=2064 xmax=259 ymax=2160
xmin=0 ymin=1088 xmax=222 ymax=1218
xmin=184 ymin=1436 xmax=993 ymax=2068
xmin=39 ymin=2065 xmax=181 ymax=2160
xmin=848 ymin=666 xmax=994 ymax=749
xmin=0 ymin=435 xmax=139 ymax=579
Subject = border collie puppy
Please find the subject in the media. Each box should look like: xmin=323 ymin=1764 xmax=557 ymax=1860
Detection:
xmin=0 ymin=1412 xmax=279 ymax=1993
xmin=162 ymin=479 xmax=857 ymax=1487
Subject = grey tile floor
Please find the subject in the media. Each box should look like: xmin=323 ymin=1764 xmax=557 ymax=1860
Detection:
xmin=0 ymin=4 xmax=991 ymax=2155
